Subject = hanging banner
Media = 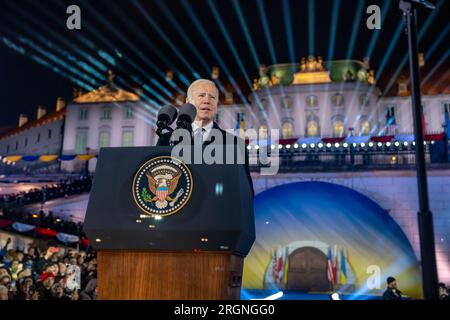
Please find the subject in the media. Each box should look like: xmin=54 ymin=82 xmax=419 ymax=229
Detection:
xmin=4 ymin=155 xmax=22 ymax=162
xmin=22 ymin=156 xmax=40 ymax=162
xmin=12 ymin=222 xmax=36 ymax=233
xmin=59 ymin=155 xmax=77 ymax=161
xmin=35 ymin=227 xmax=58 ymax=237
xmin=76 ymin=154 xmax=96 ymax=161
xmin=40 ymin=155 xmax=59 ymax=162
xmin=56 ymin=232 xmax=80 ymax=243
xmin=0 ymin=219 xmax=14 ymax=228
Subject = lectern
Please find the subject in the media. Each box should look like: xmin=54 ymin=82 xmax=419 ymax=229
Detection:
xmin=84 ymin=146 xmax=255 ymax=299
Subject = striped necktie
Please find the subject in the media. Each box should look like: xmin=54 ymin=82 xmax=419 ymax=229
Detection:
xmin=194 ymin=127 xmax=206 ymax=145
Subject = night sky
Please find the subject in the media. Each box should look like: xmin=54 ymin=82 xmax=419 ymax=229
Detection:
xmin=0 ymin=0 xmax=448 ymax=126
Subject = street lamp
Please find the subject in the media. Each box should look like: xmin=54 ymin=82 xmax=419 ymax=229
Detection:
xmin=399 ymin=0 xmax=438 ymax=300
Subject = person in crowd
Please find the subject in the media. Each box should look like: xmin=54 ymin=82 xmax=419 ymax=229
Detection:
xmin=383 ymin=276 xmax=402 ymax=300
xmin=438 ymin=283 xmax=449 ymax=300
xmin=0 ymin=284 xmax=8 ymax=300
xmin=80 ymin=278 xmax=97 ymax=300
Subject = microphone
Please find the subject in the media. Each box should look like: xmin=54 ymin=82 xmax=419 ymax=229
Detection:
xmin=156 ymin=105 xmax=178 ymax=136
xmin=176 ymin=103 xmax=197 ymax=131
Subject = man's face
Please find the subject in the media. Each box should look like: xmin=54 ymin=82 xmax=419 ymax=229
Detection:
xmin=389 ymin=281 xmax=398 ymax=290
xmin=0 ymin=268 xmax=8 ymax=278
xmin=43 ymin=277 xmax=54 ymax=289
xmin=188 ymin=82 xmax=218 ymax=123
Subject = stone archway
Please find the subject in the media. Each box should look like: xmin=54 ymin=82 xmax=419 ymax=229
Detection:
xmin=286 ymin=246 xmax=329 ymax=291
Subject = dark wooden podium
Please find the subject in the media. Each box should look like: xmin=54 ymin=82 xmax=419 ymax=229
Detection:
xmin=84 ymin=146 xmax=255 ymax=300
xmin=97 ymin=251 xmax=243 ymax=300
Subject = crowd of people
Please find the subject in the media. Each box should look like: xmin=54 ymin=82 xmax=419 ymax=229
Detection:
xmin=0 ymin=175 xmax=92 ymax=208
xmin=1 ymin=208 xmax=84 ymax=236
xmin=0 ymin=237 xmax=96 ymax=300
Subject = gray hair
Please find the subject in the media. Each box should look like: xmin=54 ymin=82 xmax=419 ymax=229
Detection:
xmin=186 ymin=79 xmax=218 ymax=102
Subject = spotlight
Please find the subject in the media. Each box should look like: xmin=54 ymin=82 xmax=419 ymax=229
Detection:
xmin=278 ymin=144 xmax=283 ymax=149
xmin=412 ymin=141 xmax=416 ymax=146
xmin=301 ymin=143 xmax=307 ymax=149
xmin=326 ymin=143 xmax=332 ymax=148
xmin=343 ymin=143 xmax=348 ymax=148
xmin=318 ymin=143 xmax=323 ymax=148
xmin=352 ymin=143 xmax=357 ymax=147
xmin=247 ymin=145 xmax=251 ymax=150
xmin=286 ymin=144 xmax=291 ymax=149
xmin=310 ymin=143 xmax=315 ymax=148
xmin=360 ymin=142 xmax=365 ymax=147
xmin=377 ymin=142 xmax=382 ymax=147
xmin=386 ymin=142 xmax=391 ymax=147
xmin=330 ymin=292 xmax=340 ymax=300
xmin=404 ymin=141 xmax=409 ymax=146
xmin=293 ymin=143 xmax=299 ymax=149
xmin=335 ymin=143 xmax=340 ymax=148
xmin=368 ymin=142 xmax=374 ymax=147
xmin=270 ymin=144 xmax=275 ymax=150
xmin=255 ymin=145 xmax=260 ymax=150
xmin=431 ymin=140 xmax=435 ymax=144
xmin=31 ymin=214 xmax=39 ymax=219
xmin=394 ymin=141 xmax=400 ymax=147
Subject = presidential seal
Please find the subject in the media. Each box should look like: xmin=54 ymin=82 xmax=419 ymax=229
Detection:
xmin=132 ymin=156 xmax=193 ymax=217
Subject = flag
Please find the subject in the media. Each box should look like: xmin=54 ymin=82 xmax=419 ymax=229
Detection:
xmin=333 ymin=245 xmax=339 ymax=285
xmin=327 ymin=247 xmax=334 ymax=284
xmin=422 ymin=109 xmax=427 ymax=136
xmin=340 ymin=248 xmax=347 ymax=285
xmin=271 ymin=247 xmax=284 ymax=284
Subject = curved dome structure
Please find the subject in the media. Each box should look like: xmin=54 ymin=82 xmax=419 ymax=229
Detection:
xmin=242 ymin=181 xmax=422 ymax=298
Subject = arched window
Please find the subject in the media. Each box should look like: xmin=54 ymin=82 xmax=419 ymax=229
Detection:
xmin=360 ymin=119 xmax=371 ymax=135
xmin=306 ymin=121 xmax=319 ymax=137
xmin=258 ymin=124 xmax=268 ymax=140
xmin=333 ymin=120 xmax=345 ymax=137
xmin=282 ymin=122 xmax=293 ymax=138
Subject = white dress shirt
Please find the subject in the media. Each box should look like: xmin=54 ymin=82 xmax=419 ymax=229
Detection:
xmin=192 ymin=120 xmax=214 ymax=145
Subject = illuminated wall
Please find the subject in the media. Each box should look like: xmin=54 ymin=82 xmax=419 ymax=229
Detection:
xmin=243 ymin=181 xmax=423 ymax=298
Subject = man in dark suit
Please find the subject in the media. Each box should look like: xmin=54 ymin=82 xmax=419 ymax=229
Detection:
xmin=156 ymin=79 xmax=254 ymax=196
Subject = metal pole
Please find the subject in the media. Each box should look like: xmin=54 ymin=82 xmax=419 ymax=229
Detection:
xmin=399 ymin=0 xmax=438 ymax=300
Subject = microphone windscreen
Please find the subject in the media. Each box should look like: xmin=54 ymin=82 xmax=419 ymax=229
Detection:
xmin=178 ymin=103 xmax=197 ymax=123
xmin=158 ymin=105 xmax=178 ymax=124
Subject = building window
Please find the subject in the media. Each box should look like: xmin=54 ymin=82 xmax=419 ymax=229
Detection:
xmin=258 ymin=125 xmax=268 ymax=140
xmin=79 ymin=109 xmax=88 ymax=121
xmin=332 ymin=94 xmax=344 ymax=106
xmin=306 ymin=121 xmax=319 ymax=137
xmin=282 ymin=121 xmax=293 ymax=138
xmin=443 ymin=101 xmax=450 ymax=120
xmin=99 ymin=131 xmax=110 ymax=148
xmin=260 ymin=99 xmax=268 ymax=112
xmin=306 ymin=95 xmax=318 ymax=108
xmin=333 ymin=120 xmax=345 ymax=137
xmin=122 ymin=130 xmax=134 ymax=147
xmin=236 ymin=112 xmax=245 ymax=130
xmin=75 ymin=132 xmax=87 ymax=154
xmin=360 ymin=94 xmax=369 ymax=107
xmin=384 ymin=105 xmax=396 ymax=125
xmin=101 ymin=106 xmax=112 ymax=120
xmin=37 ymin=133 xmax=40 ymax=143
xmin=360 ymin=119 xmax=371 ymax=135
xmin=48 ymin=129 xmax=52 ymax=139
xmin=124 ymin=106 xmax=134 ymax=119
xmin=281 ymin=96 xmax=293 ymax=110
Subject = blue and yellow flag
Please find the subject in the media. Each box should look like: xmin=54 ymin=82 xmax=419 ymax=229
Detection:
xmin=340 ymin=248 xmax=347 ymax=285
